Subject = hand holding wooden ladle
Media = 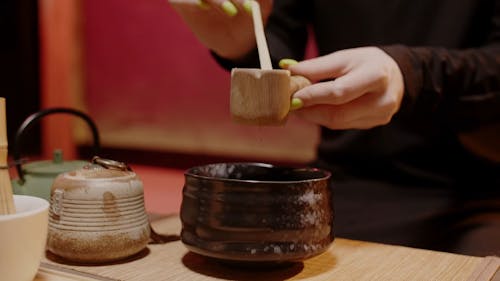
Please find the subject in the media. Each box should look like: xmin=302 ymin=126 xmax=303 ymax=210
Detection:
xmin=169 ymin=0 xmax=274 ymax=61
xmin=169 ymin=0 xmax=311 ymax=125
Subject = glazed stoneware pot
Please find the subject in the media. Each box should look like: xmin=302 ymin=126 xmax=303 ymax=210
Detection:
xmin=180 ymin=163 xmax=334 ymax=265
xmin=46 ymin=157 xmax=150 ymax=263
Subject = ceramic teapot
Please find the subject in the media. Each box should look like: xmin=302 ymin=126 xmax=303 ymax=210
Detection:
xmin=47 ymin=156 xmax=151 ymax=263
xmin=11 ymin=108 xmax=100 ymax=201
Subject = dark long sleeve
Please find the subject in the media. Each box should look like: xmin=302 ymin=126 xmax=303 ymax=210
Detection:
xmin=212 ymin=0 xmax=500 ymax=184
xmin=382 ymin=44 xmax=500 ymax=132
xmin=217 ymin=0 xmax=500 ymax=133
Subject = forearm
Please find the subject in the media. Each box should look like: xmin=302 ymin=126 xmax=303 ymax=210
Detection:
xmin=382 ymin=44 xmax=500 ymax=131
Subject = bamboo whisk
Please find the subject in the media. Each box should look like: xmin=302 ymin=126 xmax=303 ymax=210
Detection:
xmin=0 ymin=97 xmax=15 ymax=214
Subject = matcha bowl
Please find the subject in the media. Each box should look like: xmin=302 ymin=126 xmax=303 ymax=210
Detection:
xmin=180 ymin=162 xmax=334 ymax=265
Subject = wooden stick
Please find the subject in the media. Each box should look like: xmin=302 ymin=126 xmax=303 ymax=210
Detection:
xmin=0 ymin=98 xmax=15 ymax=215
xmin=251 ymin=1 xmax=272 ymax=70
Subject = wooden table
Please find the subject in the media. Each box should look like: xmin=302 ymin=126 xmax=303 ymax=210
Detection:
xmin=35 ymin=215 xmax=500 ymax=281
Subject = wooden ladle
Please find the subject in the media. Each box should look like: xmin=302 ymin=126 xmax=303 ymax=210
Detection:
xmin=230 ymin=1 xmax=311 ymax=125
xmin=0 ymin=98 xmax=15 ymax=214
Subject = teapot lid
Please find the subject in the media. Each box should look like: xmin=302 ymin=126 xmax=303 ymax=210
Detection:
xmin=51 ymin=156 xmax=142 ymax=200
xmin=24 ymin=149 xmax=88 ymax=176
xmin=69 ymin=166 xmax=132 ymax=179
xmin=67 ymin=156 xmax=134 ymax=179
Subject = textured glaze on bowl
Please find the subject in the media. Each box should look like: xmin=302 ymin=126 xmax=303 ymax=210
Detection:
xmin=180 ymin=163 xmax=334 ymax=264
xmin=47 ymin=165 xmax=150 ymax=263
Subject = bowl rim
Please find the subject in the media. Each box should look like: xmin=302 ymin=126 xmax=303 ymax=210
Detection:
xmin=184 ymin=162 xmax=331 ymax=184
xmin=0 ymin=195 xmax=49 ymax=221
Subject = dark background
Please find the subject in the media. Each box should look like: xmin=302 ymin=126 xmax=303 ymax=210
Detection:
xmin=0 ymin=0 xmax=40 ymax=156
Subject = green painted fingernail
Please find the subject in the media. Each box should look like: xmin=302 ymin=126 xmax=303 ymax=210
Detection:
xmin=290 ymin=98 xmax=303 ymax=110
xmin=243 ymin=0 xmax=253 ymax=14
xmin=197 ymin=0 xmax=210 ymax=9
xmin=221 ymin=1 xmax=238 ymax=17
xmin=279 ymin=58 xmax=298 ymax=69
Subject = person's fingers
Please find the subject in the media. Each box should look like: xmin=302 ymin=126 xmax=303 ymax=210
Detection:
xmin=200 ymin=0 xmax=239 ymax=16
xmin=293 ymin=67 xmax=387 ymax=107
xmin=287 ymin=51 xmax=352 ymax=82
xmin=168 ymin=0 xmax=198 ymax=4
xmin=294 ymin=105 xmax=390 ymax=130
xmin=172 ymin=0 xmax=240 ymax=17
xmin=169 ymin=0 xmax=209 ymax=9
xmin=293 ymin=91 xmax=395 ymax=129
xmin=288 ymin=47 xmax=404 ymax=129
xmin=197 ymin=0 xmax=270 ymax=17
xmin=169 ymin=0 xmax=213 ymax=15
xmin=335 ymin=116 xmax=392 ymax=130
xmin=169 ymin=0 xmax=272 ymax=16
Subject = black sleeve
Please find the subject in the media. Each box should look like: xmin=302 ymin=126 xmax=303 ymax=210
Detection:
xmin=380 ymin=2 xmax=500 ymax=132
xmin=212 ymin=0 xmax=310 ymax=70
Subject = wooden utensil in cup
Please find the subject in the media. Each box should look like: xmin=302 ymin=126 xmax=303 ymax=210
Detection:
xmin=231 ymin=69 xmax=310 ymax=125
xmin=230 ymin=1 xmax=310 ymax=125
xmin=0 ymin=97 xmax=15 ymax=215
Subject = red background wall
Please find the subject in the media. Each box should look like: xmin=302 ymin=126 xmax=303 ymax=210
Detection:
xmin=81 ymin=0 xmax=318 ymax=163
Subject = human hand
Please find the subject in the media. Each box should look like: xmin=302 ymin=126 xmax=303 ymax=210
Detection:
xmin=283 ymin=47 xmax=404 ymax=130
xmin=169 ymin=0 xmax=273 ymax=60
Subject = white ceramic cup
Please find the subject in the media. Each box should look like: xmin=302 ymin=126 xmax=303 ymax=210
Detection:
xmin=0 ymin=195 xmax=49 ymax=281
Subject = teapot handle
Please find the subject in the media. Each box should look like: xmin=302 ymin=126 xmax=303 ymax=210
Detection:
xmin=12 ymin=107 xmax=101 ymax=183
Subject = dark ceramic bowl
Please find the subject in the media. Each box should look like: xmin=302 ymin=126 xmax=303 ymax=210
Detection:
xmin=180 ymin=163 xmax=334 ymax=265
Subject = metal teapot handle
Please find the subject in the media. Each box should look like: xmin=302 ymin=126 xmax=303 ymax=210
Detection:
xmin=12 ymin=107 xmax=101 ymax=183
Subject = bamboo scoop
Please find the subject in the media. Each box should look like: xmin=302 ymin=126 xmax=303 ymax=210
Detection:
xmin=230 ymin=1 xmax=311 ymax=125
xmin=0 ymin=98 xmax=15 ymax=214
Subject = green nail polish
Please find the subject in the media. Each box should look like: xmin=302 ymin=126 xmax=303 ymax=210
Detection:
xmin=243 ymin=0 xmax=253 ymax=14
xmin=197 ymin=0 xmax=210 ymax=9
xmin=279 ymin=58 xmax=298 ymax=69
xmin=290 ymin=98 xmax=303 ymax=110
xmin=221 ymin=1 xmax=238 ymax=17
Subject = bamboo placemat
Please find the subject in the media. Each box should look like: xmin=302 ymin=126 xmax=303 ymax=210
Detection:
xmin=37 ymin=215 xmax=495 ymax=281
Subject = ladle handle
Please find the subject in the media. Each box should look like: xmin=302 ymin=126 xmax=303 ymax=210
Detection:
xmin=251 ymin=1 xmax=272 ymax=70
xmin=12 ymin=107 xmax=101 ymax=183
